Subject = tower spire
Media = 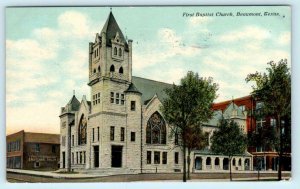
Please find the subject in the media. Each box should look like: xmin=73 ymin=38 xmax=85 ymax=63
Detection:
xmin=73 ymin=90 xmax=75 ymax=96
xmin=110 ymin=7 xmax=112 ymax=13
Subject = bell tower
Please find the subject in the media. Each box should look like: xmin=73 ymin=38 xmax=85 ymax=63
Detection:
xmin=88 ymin=11 xmax=132 ymax=86
xmin=88 ymin=11 xmax=133 ymax=114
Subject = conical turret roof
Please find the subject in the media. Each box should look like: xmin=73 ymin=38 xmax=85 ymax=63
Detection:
xmin=101 ymin=12 xmax=128 ymax=50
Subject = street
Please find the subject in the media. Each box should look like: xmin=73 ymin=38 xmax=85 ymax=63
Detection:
xmin=7 ymin=172 xmax=291 ymax=183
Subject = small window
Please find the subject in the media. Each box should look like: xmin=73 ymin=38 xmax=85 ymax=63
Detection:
xmin=35 ymin=162 xmax=40 ymax=168
xmin=119 ymin=48 xmax=122 ymax=56
xmin=114 ymin=47 xmax=117 ymax=55
xmin=270 ymin=118 xmax=276 ymax=127
xmin=110 ymin=126 xmax=115 ymax=141
xmin=131 ymin=132 xmax=135 ymax=142
xmin=121 ymin=127 xmax=125 ymax=142
xmin=232 ymin=158 xmax=236 ymax=166
xmin=119 ymin=67 xmax=123 ymax=74
xmin=162 ymin=152 xmax=167 ymax=164
xmin=93 ymin=128 xmax=95 ymax=142
xmin=206 ymin=157 xmax=211 ymax=165
xmin=72 ymin=153 xmax=74 ymax=164
xmin=154 ymin=151 xmax=160 ymax=164
xmin=52 ymin=145 xmax=56 ymax=153
xmin=98 ymin=66 xmax=101 ymax=72
xmin=80 ymin=152 xmax=82 ymax=164
xmin=76 ymin=152 xmax=79 ymax=164
xmin=131 ymin=101 xmax=136 ymax=111
xmin=238 ymin=158 xmax=242 ymax=166
xmin=110 ymin=92 xmax=114 ymax=103
xmin=94 ymin=69 xmax=96 ymax=73
xmin=175 ymin=152 xmax=179 ymax=164
xmin=110 ymin=65 xmax=115 ymax=72
xmin=147 ymin=151 xmax=151 ymax=164
xmin=97 ymin=127 xmax=100 ymax=141
xmin=83 ymin=151 xmax=86 ymax=164
xmin=215 ymin=157 xmax=220 ymax=166
xmin=116 ymin=93 xmax=120 ymax=104
xmin=35 ymin=144 xmax=40 ymax=152
xmin=121 ymin=94 xmax=125 ymax=105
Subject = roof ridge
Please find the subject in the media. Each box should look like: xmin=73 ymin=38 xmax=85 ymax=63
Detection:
xmin=132 ymin=75 xmax=173 ymax=86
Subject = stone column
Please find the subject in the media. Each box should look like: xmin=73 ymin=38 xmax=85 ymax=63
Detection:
xmin=211 ymin=157 xmax=215 ymax=170
xmin=220 ymin=157 xmax=224 ymax=170
xmin=241 ymin=158 xmax=245 ymax=171
xmin=202 ymin=157 xmax=207 ymax=170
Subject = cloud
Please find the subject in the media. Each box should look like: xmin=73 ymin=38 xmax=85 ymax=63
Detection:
xmin=6 ymin=10 xmax=98 ymax=134
xmin=189 ymin=16 xmax=212 ymax=25
xmin=133 ymin=28 xmax=202 ymax=71
xmin=218 ymin=26 xmax=271 ymax=43
xmin=277 ymin=31 xmax=290 ymax=46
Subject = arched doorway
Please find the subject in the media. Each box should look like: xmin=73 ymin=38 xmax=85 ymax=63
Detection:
xmin=195 ymin=157 xmax=202 ymax=170
xmin=223 ymin=158 xmax=229 ymax=170
xmin=245 ymin=159 xmax=250 ymax=170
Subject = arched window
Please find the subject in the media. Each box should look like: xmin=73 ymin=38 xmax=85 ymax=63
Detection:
xmin=146 ymin=112 xmax=166 ymax=144
xmin=110 ymin=65 xmax=115 ymax=72
xmin=206 ymin=157 xmax=211 ymax=165
xmin=78 ymin=115 xmax=87 ymax=145
xmin=215 ymin=157 xmax=220 ymax=166
xmin=118 ymin=48 xmax=122 ymax=56
xmin=98 ymin=66 xmax=101 ymax=73
xmin=93 ymin=69 xmax=96 ymax=73
xmin=232 ymin=158 xmax=236 ymax=166
xmin=114 ymin=47 xmax=117 ymax=55
xmin=238 ymin=158 xmax=242 ymax=166
xmin=119 ymin=67 xmax=123 ymax=74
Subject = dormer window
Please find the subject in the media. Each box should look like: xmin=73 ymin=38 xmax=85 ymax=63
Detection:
xmin=119 ymin=67 xmax=123 ymax=74
xmin=110 ymin=65 xmax=115 ymax=72
xmin=111 ymin=32 xmax=124 ymax=61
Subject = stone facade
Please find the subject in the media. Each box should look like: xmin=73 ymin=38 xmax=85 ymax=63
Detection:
xmin=59 ymin=11 xmax=253 ymax=174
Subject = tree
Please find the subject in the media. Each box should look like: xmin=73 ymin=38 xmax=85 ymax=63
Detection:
xmin=246 ymin=59 xmax=291 ymax=180
xmin=185 ymin=126 xmax=208 ymax=180
xmin=161 ymin=71 xmax=218 ymax=182
xmin=211 ymin=119 xmax=247 ymax=181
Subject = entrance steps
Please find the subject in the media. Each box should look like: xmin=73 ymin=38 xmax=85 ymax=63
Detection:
xmin=78 ymin=168 xmax=139 ymax=176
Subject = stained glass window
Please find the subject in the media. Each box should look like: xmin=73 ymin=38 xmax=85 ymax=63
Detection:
xmin=78 ymin=115 xmax=87 ymax=145
xmin=146 ymin=112 xmax=166 ymax=144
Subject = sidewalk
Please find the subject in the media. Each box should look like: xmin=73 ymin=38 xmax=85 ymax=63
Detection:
xmin=7 ymin=169 xmax=291 ymax=181
xmin=6 ymin=169 xmax=119 ymax=179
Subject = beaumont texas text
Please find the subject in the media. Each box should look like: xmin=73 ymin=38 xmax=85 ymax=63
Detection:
xmin=182 ymin=12 xmax=281 ymax=17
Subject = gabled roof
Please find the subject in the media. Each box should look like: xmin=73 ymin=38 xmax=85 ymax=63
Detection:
xmin=125 ymin=83 xmax=142 ymax=94
xmin=223 ymin=101 xmax=245 ymax=119
xmin=132 ymin=76 xmax=173 ymax=104
xmin=101 ymin=12 xmax=128 ymax=50
xmin=67 ymin=95 xmax=80 ymax=112
xmin=204 ymin=110 xmax=223 ymax=127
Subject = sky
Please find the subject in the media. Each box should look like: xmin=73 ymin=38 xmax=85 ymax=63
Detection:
xmin=6 ymin=6 xmax=291 ymax=135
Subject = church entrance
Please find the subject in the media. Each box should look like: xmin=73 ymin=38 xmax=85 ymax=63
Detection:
xmin=111 ymin=145 xmax=122 ymax=167
xmin=94 ymin=146 xmax=99 ymax=168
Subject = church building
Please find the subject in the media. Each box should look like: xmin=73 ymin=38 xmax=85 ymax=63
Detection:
xmin=59 ymin=11 xmax=253 ymax=174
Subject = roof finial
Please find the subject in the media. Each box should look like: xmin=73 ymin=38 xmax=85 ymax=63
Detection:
xmin=110 ymin=7 xmax=112 ymax=13
xmin=73 ymin=90 xmax=75 ymax=96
